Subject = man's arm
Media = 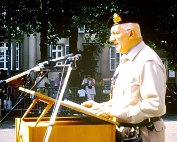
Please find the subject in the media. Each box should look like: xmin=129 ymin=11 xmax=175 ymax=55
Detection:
xmin=112 ymin=60 xmax=166 ymax=123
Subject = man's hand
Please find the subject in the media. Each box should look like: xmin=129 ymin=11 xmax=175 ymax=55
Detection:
xmin=82 ymin=100 xmax=100 ymax=108
xmin=95 ymin=108 xmax=111 ymax=119
xmin=82 ymin=100 xmax=113 ymax=119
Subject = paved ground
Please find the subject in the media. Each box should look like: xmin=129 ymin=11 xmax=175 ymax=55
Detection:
xmin=163 ymin=115 xmax=177 ymax=142
xmin=0 ymin=118 xmax=15 ymax=142
xmin=0 ymin=114 xmax=177 ymax=142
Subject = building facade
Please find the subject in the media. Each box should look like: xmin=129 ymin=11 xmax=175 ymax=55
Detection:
xmin=0 ymin=30 xmax=177 ymax=87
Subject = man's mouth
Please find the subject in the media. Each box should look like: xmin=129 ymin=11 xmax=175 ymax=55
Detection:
xmin=115 ymin=43 xmax=119 ymax=47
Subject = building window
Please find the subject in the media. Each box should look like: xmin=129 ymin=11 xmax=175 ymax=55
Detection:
xmin=109 ymin=46 xmax=121 ymax=71
xmin=16 ymin=43 xmax=19 ymax=69
xmin=0 ymin=42 xmax=19 ymax=70
xmin=65 ymin=45 xmax=69 ymax=55
xmin=48 ymin=44 xmax=69 ymax=65
xmin=161 ymin=58 xmax=176 ymax=79
xmin=169 ymin=70 xmax=175 ymax=78
xmin=78 ymin=26 xmax=85 ymax=33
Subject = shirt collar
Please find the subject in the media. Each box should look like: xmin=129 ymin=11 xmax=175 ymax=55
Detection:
xmin=125 ymin=41 xmax=145 ymax=61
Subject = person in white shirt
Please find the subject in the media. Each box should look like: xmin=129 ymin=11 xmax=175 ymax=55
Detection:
xmin=35 ymin=71 xmax=50 ymax=96
xmin=82 ymin=75 xmax=96 ymax=101
xmin=35 ymin=71 xmax=50 ymax=113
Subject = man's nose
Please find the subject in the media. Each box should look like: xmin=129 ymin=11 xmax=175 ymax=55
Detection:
xmin=109 ymin=35 xmax=115 ymax=42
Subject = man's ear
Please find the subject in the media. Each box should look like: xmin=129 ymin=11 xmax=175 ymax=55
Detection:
xmin=129 ymin=30 xmax=135 ymax=38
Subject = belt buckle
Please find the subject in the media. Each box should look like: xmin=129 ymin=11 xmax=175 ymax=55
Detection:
xmin=146 ymin=123 xmax=155 ymax=131
xmin=146 ymin=118 xmax=155 ymax=131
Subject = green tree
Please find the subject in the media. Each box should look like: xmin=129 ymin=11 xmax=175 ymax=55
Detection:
xmin=1 ymin=0 xmax=177 ymax=70
xmin=114 ymin=0 xmax=177 ymax=69
xmin=0 ymin=0 xmax=78 ymax=61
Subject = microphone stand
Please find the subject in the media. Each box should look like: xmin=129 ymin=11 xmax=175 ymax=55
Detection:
xmin=0 ymin=54 xmax=73 ymax=123
xmin=0 ymin=70 xmax=49 ymax=123
xmin=43 ymin=61 xmax=74 ymax=142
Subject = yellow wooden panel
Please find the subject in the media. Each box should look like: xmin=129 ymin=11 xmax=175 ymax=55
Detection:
xmin=16 ymin=117 xmax=116 ymax=142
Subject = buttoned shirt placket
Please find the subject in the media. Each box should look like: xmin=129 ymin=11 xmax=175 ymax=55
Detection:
xmin=110 ymin=55 xmax=129 ymax=100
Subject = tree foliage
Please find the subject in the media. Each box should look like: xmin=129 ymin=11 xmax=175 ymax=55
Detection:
xmin=115 ymin=0 xmax=177 ymax=69
xmin=73 ymin=0 xmax=177 ymax=69
xmin=0 ymin=0 xmax=177 ymax=70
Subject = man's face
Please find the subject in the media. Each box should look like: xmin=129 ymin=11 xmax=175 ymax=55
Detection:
xmin=110 ymin=24 xmax=132 ymax=54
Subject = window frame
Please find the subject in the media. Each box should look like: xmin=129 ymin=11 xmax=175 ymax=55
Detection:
xmin=109 ymin=46 xmax=121 ymax=71
xmin=0 ymin=42 xmax=19 ymax=70
xmin=48 ymin=44 xmax=70 ymax=65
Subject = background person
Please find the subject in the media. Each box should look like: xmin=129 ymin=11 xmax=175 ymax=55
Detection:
xmin=82 ymin=13 xmax=166 ymax=142
xmin=35 ymin=71 xmax=50 ymax=113
xmin=54 ymin=72 xmax=62 ymax=87
xmin=82 ymin=74 xmax=96 ymax=101
xmin=0 ymin=69 xmax=7 ymax=110
xmin=35 ymin=71 xmax=50 ymax=96
xmin=54 ymin=72 xmax=70 ymax=100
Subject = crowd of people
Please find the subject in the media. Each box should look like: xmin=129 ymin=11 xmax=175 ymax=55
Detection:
xmin=0 ymin=69 xmax=98 ymax=109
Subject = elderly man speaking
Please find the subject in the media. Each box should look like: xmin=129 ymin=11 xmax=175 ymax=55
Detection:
xmin=82 ymin=13 xmax=166 ymax=142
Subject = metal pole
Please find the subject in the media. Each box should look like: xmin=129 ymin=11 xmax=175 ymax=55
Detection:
xmin=43 ymin=63 xmax=73 ymax=142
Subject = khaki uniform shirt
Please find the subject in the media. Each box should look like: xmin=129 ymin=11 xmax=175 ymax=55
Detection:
xmin=111 ymin=41 xmax=166 ymax=141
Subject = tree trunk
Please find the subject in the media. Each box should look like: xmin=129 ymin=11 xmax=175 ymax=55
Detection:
xmin=40 ymin=0 xmax=48 ymax=62
xmin=69 ymin=28 xmax=78 ymax=54
xmin=7 ymin=27 xmax=11 ymax=77
xmin=69 ymin=27 xmax=82 ymax=87
xmin=40 ymin=22 xmax=48 ymax=61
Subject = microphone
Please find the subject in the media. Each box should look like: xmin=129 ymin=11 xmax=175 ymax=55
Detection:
xmin=67 ymin=54 xmax=82 ymax=61
xmin=38 ymin=53 xmax=74 ymax=67
xmin=67 ymin=54 xmax=82 ymax=69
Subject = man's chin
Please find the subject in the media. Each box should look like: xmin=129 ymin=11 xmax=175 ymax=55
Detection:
xmin=116 ymin=46 xmax=122 ymax=53
xmin=116 ymin=47 xmax=126 ymax=54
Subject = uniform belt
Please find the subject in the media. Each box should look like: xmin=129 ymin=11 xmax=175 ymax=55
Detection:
xmin=119 ymin=117 xmax=161 ymax=128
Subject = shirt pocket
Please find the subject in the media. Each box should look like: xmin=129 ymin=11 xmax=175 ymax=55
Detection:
xmin=122 ymin=75 xmax=140 ymax=95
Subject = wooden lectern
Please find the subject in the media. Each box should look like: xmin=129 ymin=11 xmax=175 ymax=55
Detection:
xmin=16 ymin=117 xmax=116 ymax=142
xmin=16 ymin=87 xmax=117 ymax=142
xmin=19 ymin=87 xmax=56 ymax=126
